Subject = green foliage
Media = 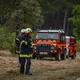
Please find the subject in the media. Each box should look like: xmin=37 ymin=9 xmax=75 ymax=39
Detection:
xmin=0 ymin=0 xmax=44 ymax=32
xmin=0 ymin=27 xmax=16 ymax=53
xmin=70 ymin=5 xmax=80 ymax=39
xmin=0 ymin=27 xmax=35 ymax=53
xmin=0 ymin=0 xmax=44 ymax=52
xmin=73 ymin=27 xmax=80 ymax=39
xmin=0 ymin=0 xmax=80 ymax=52
xmin=38 ymin=0 xmax=76 ymax=14
xmin=71 ymin=5 xmax=80 ymax=26
xmin=12 ymin=0 xmax=44 ymax=28
xmin=77 ymin=40 xmax=80 ymax=52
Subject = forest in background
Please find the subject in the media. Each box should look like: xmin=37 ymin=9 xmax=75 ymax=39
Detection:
xmin=0 ymin=0 xmax=80 ymax=52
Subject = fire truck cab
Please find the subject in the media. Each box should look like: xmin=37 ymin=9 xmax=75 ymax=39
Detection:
xmin=33 ymin=29 xmax=66 ymax=61
xmin=65 ymin=36 xmax=77 ymax=59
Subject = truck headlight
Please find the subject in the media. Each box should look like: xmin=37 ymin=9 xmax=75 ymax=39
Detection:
xmin=33 ymin=46 xmax=37 ymax=49
xmin=51 ymin=45 xmax=56 ymax=49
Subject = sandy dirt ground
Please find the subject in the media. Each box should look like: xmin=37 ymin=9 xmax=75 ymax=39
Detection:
xmin=0 ymin=50 xmax=80 ymax=80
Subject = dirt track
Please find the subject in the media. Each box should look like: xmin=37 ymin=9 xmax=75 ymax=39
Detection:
xmin=0 ymin=50 xmax=80 ymax=80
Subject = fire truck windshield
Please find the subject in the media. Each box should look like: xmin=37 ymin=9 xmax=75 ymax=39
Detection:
xmin=35 ymin=32 xmax=58 ymax=39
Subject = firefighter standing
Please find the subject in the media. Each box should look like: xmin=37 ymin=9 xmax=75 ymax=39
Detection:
xmin=16 ymin=28 xmax=33 ymax=75
xmin=16 ymin=29 xmax=26 ymax=54
xmin=16 ymin=29 xmax=26 ymax=64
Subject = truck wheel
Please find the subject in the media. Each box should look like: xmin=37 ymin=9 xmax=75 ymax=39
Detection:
xmin=66 ymin=50 xmax=70 ymax=58
xmin=37 ymin=57 xmax=43 ymax=60
xmin=36 ymin=56 xmax=39 ymax=59
xmin=71 ymin=52 xmax=76 ymax=59
xmin=32 ymin=54 xmax=36 ymax=59
xmin=61 ymin=50 xmax=66 ymax=60
xmin=55 ymin=51 xmax=61 ymax=61
xmin=40 ymin=57 xmax=44 ymax=60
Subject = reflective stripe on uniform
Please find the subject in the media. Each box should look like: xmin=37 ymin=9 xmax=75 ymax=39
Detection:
xmin=30 ymin=42 xmax=33 ymax=44
xmin=30 ymin=43 xmax=34 ymax=48
xmin=19 ymin=54 xmax=33 ymax=58
xmin=20 ymin=40 xmax=27 ymax=46
xmin=30 ymin=42 xmax=33 ymax=47
xmin=16 ymin=50 xmax=20 ymax=53
xmin=16 ymin=38 xmax=20 ymax=42
xmin=19 ymin=40 xmax=27 ymax=53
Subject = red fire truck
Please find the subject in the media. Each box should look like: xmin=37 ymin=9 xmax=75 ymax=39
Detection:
xmin=33 ymin=29 xmax=66 ymax=61
xmin=65 ymin=36 xmax=77 ymax=59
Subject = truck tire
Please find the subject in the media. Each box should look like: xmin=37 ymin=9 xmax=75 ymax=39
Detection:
xmin=66 ymin=50 xmax=70 ymax=58
xmin=37 ymin=56 xmax=44 ymax=60
xmin=55 ymin=51 xmax=61 ymax=61
xmin=61 ymin=51 xmax=66 ymax=60
xmin=40 ymin=57 xmax=44 ymax=60
xmin=71 ymin=52 xmax=76 ymax=59
xmin=32 ymin=54 xmax=36 ymax=59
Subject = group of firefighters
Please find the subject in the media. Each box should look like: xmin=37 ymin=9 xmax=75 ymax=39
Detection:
xmin=16 ymin=28 xmax=33 ymax=75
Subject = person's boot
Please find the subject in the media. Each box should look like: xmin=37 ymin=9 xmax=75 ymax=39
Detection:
xmin=20 ymin=70 xmax=24 ymax=75
xmin=20 ymin=72 xmax=24 ymax=75
xmin=25 ymin=72 xmax=32 ymax=75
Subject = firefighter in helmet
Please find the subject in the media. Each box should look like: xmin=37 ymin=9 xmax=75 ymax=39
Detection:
xmin=19 ymin=28 xmax=33 ymax=75
xmin=16 ymin=29 xmax=26 ymax=54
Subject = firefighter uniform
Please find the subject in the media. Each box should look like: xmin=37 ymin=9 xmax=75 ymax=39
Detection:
xmin=16 ymin=34 xmax=25 ymax=63
xmin=19 ymin=34 xmax=33 ymax=75
xmin=16 ymin=28 xmax=33 ymax=75
xmin=16 ymin=35 xmax=23 ymax=54
xmin=16 ymin=29 xmax=26 ymax=54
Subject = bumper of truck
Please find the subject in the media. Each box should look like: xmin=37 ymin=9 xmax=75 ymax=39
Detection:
xmin=33 ymin=50 xmax=57 ymax=57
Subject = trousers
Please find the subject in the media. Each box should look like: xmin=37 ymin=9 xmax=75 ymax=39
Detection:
xmin=19 ymin=57 xmax=31 ymax=74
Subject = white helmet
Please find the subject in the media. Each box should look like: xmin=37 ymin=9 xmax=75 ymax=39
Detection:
xmin=25 ymin=28 xmax=32 ymax=33
xmin=21 ymin=29 xmax=26 ymax=33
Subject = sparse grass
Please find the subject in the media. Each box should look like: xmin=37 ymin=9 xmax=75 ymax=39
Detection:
xmin=0 ymin=70 xmax=20 ymax=80
xmin=0 ymin=51 xmax=80 ymax=80
xmin=56 ymin=70 xmax=80 ymax=80
xmin=77 ymin=40 xmax=80 ymax=52
xmin=0 ymin=68 xmax=80 ymax=80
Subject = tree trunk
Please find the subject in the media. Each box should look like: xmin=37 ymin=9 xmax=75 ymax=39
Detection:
xmin=63 ymin=8 xmax=68 ymax=31
xmin=53 ymin=13 xmax=57 ymax=29
xmin=66 ymin=20 xmax=70 ymax=35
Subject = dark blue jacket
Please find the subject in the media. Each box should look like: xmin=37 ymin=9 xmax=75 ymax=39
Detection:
xmin=16 ymin=35 xmax=25 ymax=52
xmin=19 ymin=34 xmax=32 ymax=54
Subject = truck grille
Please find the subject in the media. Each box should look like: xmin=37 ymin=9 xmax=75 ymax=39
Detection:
xmin=37 ymin=44 xmax=50 ymax=51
